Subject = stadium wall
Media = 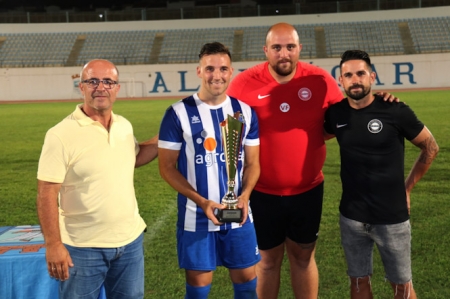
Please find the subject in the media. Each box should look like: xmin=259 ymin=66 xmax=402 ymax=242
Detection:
xmin=1 ymin=6 xmax=449 ymax=101
xmin=1 ymin=53 xmax=449 ymax=101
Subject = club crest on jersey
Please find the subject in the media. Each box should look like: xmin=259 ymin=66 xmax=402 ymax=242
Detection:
xmin=298 ymin=87 xmax=312 ymax=101
xmin=367 ymin=119 xmax=383 ymax=133
xmin=237 ymin=113 xmax=246 ymax=124
xmin=280 ymin=103 xmax=290 ymax=112
xmin=191 ymin=115 xmax=201 ymax=124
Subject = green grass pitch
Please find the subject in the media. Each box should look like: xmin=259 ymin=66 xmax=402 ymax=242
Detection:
xmin=0 ymin=90 xmax=448 ymax=298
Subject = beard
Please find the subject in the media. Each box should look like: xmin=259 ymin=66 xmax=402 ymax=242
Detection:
xmin=345 ymin=84 xmax=371 ymax=101
xmin=271 ymin=59 xmax=295 ymax=77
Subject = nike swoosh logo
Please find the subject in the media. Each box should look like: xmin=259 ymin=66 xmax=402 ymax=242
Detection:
xmin=336 ymin=123 xmax=348 ymax=128
xmin=258 ymin=94 xmax=271 ymax=99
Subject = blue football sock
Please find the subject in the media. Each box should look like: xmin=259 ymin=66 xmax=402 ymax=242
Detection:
xmin=185 ymin=282 xmax=211 ymax=299
xmin=233 ymin=277 xmax=257 ymax=299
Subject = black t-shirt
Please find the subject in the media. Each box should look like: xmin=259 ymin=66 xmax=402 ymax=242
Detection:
xmin=324 ymin=95 xmax=424 ymax=224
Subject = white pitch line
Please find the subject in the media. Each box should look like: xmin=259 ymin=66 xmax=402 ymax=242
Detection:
xmin=143 ymin=203 xmax=177 ymax=243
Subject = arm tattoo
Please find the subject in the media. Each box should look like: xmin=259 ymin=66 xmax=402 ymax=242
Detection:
xmin=417 ymin=135 xmax=438 ymax=164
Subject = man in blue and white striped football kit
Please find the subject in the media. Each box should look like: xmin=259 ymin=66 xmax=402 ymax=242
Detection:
xmin=158 ymin=42 xmax=260 ymax=299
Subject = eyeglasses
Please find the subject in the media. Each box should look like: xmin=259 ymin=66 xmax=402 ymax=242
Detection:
xmin=81 ymin=79 xmax=118 ymax=89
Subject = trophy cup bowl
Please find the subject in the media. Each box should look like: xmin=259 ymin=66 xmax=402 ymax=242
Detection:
xmin=216 ymin=112 xmax=244 ymax=223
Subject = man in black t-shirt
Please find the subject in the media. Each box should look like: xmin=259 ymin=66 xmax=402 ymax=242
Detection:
xmin=324 ymin=50 xmax=439 ymax=299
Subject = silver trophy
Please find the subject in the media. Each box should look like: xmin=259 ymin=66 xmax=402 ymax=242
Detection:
xmin=216 ymin=112 xmax=245 ymax=223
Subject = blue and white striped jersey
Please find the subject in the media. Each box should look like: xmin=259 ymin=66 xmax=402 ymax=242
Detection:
xmin=158 ymin=94 xmax=260 ymax=232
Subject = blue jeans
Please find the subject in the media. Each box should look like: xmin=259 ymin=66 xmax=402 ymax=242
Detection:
xmin=60 ymin=233 xmax=144 ymax=299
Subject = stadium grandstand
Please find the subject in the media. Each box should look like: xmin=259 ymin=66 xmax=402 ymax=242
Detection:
xmin=0 ymin=3 xmax=449 ymax=101
xmin=0 ymin=1 xmax=450 ymax=68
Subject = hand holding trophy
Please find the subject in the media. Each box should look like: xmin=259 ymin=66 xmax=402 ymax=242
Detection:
xmin=216 ymin=112 xmax=245 ymax=223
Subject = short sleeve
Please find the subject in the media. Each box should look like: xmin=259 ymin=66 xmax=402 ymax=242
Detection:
xmin=394 ymin=103 xmax=424 ymax=141
xmin=323 ymin=107 xmax=335 ymax=135
xmin=158 ymin=106 xmax=183 ymax=150
xmin=37 ymin=130 xmax=68 ymax=183
xmin=244 ymin=108 xmax=260 ymax=146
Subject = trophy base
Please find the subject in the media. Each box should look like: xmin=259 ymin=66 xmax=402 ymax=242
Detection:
xmin=216 ymin=208 xmax=243 ymax=223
